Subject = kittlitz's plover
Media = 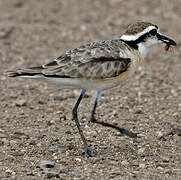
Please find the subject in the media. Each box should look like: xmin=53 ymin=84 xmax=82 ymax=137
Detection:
xmin=7 ymin=22 xmax=176 ymax=157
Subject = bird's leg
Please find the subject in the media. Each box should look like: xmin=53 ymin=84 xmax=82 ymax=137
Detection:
xmin=90 ymin=91 xmax=101 ymax=122
xmin=90 ymin=91 xmax=137 ymax=138
xmin=72 ymin=89 xmax=96 ymax=157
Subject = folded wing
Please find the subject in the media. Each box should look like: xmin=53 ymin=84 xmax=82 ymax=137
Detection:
xmin=7 ymin=39 xmax=131 ymax=79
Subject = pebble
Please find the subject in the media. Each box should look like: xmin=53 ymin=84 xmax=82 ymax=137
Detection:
xmin=45 ymin=171 xmax=60 ymax=178
xmin=86 ymin=130 xmax=97 ymax=137
xmin=0 ymin=133 xmax=8 ymax=138
xmin=15 ymin=99 xmax=27 ymax=106
xmin=172 ymin=112 xmax=180 ymax=119
xmin=156 ymin=131 xmax=164 ymax=138
xmin=134 ymin=109 xmax=143 ymax=114
xmin=26 ymin=171 xmax=34 ymax=176
xmin=161 ymin=157 xmax=170 ymax=162
xmin=40 ymin=160 xmax=55 ymax=169
xmin=121 ymin=160 xmax=129 ymax=166
xmin=138 ymin=148 xmax=145 ymax=154
xmin=157 ymin=166 xmax=163 ymax=171
xmin=139 ymin=163 xmax=145 ymax=168
xmin=169 ymin=125 xmax=181 ymax=136
xmin=0 ymin=26 xmax=14 ymax=39
xmin=75 ymin=158 xmax=82 ymax=162
xmin=54 ymin=94 xmax=65 ymax=101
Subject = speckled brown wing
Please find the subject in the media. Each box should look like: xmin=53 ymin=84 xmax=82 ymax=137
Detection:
xmin=7 ymin=39 xmax=131 ymax=79
xmin=40 ymin=39 xmax=131 ymax=80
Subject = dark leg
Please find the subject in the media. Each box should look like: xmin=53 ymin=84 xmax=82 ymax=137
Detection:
xmin=90 ymin=91 xmax=137 ymax=138
xmin=72 ymin=89 xmax=96 ymax=157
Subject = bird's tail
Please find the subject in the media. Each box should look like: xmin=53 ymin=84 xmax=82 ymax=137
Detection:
xmin=6 ymin=66 xmax=44 ymax=78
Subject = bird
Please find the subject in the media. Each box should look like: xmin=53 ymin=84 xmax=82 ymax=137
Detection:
xmin=7 ymin=21 xmax=176 ymax=157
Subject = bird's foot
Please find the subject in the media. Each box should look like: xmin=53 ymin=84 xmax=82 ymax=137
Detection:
xmin=83 ymin=146 xmax=96 ymax=157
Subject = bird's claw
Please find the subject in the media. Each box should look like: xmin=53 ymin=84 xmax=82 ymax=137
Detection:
xmin=84 ymin=146 xmax=96 ymax=157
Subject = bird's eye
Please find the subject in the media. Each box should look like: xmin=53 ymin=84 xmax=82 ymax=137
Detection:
xmin=149 ymin=29 xmax=157 ymax=36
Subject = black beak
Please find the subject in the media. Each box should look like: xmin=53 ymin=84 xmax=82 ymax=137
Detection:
xmin=157 ymin=33 xmax=176 ymax=46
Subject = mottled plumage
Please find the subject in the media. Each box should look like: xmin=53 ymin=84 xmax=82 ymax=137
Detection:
xmin=6 ymin=22 xmax=176 ymax=157
xmin=8 ymin=39 xmax=132 ymax=80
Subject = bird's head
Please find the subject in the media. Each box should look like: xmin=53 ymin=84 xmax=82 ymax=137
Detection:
xmin=120 ymin=22 xmax=176 ymax=58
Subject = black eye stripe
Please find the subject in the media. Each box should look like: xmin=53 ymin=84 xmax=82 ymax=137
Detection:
xmin=121 ymin=28 xmax=158 ymax=50
xmin=149 ymin=29 xmax=157 ymax=36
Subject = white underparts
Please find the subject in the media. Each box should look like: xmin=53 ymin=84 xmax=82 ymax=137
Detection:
xmin=19 ymin=75 xmax=121 ymax=91
xmin=137 ymin=42 xmax=149 ymax=58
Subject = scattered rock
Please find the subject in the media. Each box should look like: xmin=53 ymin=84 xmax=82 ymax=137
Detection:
xmin=45 ymin=171 xmax=60 ymax=178
xmin=59 ymin=115 xmax=67 ymax=121
xmin=12 ymin=0 xmax=24 ymax=8
xmin=12 ymin=130 xmax=29 ymax=140
xmin=172 ymin=112 xmax=180 ymax=119
xmin=168 ymin=125 xmax=181 ymax=136
xmin=138 ymin=148 xmax=145 ymax=154
xmin=54 ymin=94 xmax=65 ymax=101
xmin=26 ymin=171 xmax=34 ymax=176
xmin=134 ymin=109 xmax=144 ymax=114
xmin=0 ymin=26 xmax=14 ymax=39
xmin=15 ymin=99 xmax=27 ymax=106
xmin=0 ymin=133 xmax=8 ymax=138
xmin=139 ymin=163 xmax=145 ymax=168
xmin=157 ymin=166 xmax=163 ymax=171
xmin=156 ymin=131 xmax=164 ymax=138
xmin=40 ymin=160 xmax=55 ymax=169
xmin=86 ymin=130 xmax=97 ymax=137
xmin=38 ymin=100 xmax=45 ymax=104
xmin=75 ymin=158 xmax=82 ymax=162
xmin=121 ymin=160 xmax=129 ymax=166
xmin=161 ymin=157 xmax=170 ymax=162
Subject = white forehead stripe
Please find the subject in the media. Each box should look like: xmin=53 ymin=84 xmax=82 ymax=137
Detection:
xmin=120 ymin=26 xmax=156 ymax=41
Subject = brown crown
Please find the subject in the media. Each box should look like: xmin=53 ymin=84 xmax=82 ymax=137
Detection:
xmin=124 ymin=22 xmax=158 ymax=35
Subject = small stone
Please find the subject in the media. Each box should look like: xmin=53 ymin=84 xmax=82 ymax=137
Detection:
xmin=0 ymin=133 xmax=8 ymax=138
xmin=5 ymin=169 xmax=13 ymax=174
xmin=0 ymin=129 xmax=5 ymax=133
xmin=38 ymin=100 xmax=45 ymax=104
xmin=45 ymin=171 xmax=60 ymax=178
xmin=10 ymin=140 xmax=17 ymax=145
xmin=0 ymin=26 xmax=14 ymax=39
xmin=86 ymin=130 xmax=97 ymax=137
xmin=15 ymin=99 xmax=27 ymax=106
xmin=75 ymin=158 xmax=81 ymax=162
xmin=138 ymin=148 xmax=145 ymax=154
xmin=47 ymin=120 xmax=54 ymax=126
xmin=162 ymin=157 xmax=170 ymax=162
xmin=134 ymin=109 xmax=143 ymax=114
xmin=26 ymin=171 xmax=34 ymax=176
xmin=40 ymin=160 xmax=55 ymax=169
xmin=59 ymin=115 xmax=67 ymax=121
xmin=157 ymin=166 xmax=163 ymax=171
xmin=156 ymin=131 xmax=164 ymax=138
xmin=172 ymin=112 xmax=180 ymax=119
xmin=171 ymin=89 xmax=177 ymax=96
xmin=168 ymin=125 xmax=181 ymax=136
xmin=121 ymin=160 xmax=129 ymax=166
xmin=54 ymin=94 xmax=65 ymax=101
xmin=12 ymin=0 xmax=24 ymax=7
xmin=139 ymin=163 xmax=145 ymax=168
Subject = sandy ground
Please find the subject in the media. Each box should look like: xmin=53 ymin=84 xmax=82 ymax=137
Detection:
xmin=0 ymin=0 xmax=181 ymax=179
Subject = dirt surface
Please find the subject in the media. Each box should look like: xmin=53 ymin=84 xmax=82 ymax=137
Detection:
xmin=0 ymin=0 xmax=181 ymax=179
